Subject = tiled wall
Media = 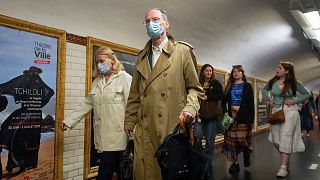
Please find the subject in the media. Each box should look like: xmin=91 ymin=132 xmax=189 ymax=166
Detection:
xmin=63 ymin=43 xmax=87 ymax=180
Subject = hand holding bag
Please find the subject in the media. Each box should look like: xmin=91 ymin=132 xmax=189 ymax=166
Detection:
xmin=267 ymin=102 xmax=285 ymax=124
xmin=119 ymin=140 xmax=134 ymax=180
xmin=155 ymin=117 xmax=209 ymax=180
xmin=221 ymin=114 xmax=234 ymax=131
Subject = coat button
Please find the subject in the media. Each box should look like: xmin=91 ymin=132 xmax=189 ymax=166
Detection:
xmin=143 ymin=114 xmax=147 ymax=118
xmin=161 ymin=93 xmax=165 ymax=97
xmin=158 ymin=135 xmax=162 ymax=139
xmin=158 ymin=113 xmax=162 ymax=117
xmin=163 ymin=73 xmax=167 ymax=77
xmin=144 ymin=93 xmax=147 ymax=97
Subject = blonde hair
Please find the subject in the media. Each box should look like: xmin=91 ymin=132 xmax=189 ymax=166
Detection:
xmin=92 ymin=46 xmax=124 ymax=78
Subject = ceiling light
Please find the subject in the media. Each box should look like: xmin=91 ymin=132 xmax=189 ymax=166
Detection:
xmin=304 ymin=11 xmax=320 ymax=29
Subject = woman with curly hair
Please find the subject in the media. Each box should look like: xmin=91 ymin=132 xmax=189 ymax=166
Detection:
xmin=221 ymin=65 xmax=254 ymax=174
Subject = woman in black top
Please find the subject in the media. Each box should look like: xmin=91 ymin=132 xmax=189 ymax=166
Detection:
xmin=194 ymin=64 xmax=223 ymax=180
xmin=221 ymin=65 xmax=255 ymax=174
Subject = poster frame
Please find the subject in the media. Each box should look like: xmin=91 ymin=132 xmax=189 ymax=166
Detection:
xmin=0 ymin=14 xmax=66 ymax=180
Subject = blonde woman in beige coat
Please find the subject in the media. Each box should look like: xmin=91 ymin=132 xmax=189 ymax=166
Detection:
xmin=124 ymin=8 xmax=204 ymax=180
xmin=62 ymin=46 xmax=132 ymax=180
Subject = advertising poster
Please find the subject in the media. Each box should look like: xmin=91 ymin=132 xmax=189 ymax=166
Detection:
xmin=0 ymin=26 xmax=57 ymax=179
xmin=256 ymin=80 xmax=268 ymax=127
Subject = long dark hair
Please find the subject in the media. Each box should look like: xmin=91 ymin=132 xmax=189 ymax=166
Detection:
xmin=267 ymin=61 xmax=297 ymax=96
xmin=225 ymin=65 xmax=247 ymax=94
xmin=199 ymin=64 xmax=215 ymax=86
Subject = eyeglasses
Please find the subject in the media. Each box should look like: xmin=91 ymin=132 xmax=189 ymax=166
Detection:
xmin=143 ymin=17 xmax=162 ymax=25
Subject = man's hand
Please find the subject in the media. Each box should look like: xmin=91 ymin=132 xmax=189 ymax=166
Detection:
xmin=125 ymin=129 xmax=134 ymax=137
xmin=179 ymin=111 xmax=195 ymax=123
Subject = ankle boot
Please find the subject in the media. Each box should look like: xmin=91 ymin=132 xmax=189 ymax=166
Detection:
xmin=243 ymin=147 xmax=252 ymax=167
xmin=229 ymin=162 xmax=240 ymax=173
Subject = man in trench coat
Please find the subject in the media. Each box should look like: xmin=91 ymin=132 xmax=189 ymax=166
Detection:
xmin=124 ymin=8 xmax=205 ymax=180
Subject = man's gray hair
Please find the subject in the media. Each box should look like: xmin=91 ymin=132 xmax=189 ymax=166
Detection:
xmin=148 ymin=8 xmax=168 ymax=21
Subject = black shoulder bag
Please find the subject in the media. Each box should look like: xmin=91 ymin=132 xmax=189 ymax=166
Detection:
xmin=155 ymin=118 xmax=210 ymax=180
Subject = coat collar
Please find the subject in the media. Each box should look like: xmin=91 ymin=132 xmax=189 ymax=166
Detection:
xmin=136 ymin=33 xmax=175 ymax=83
xmin=97 ymin=72 xmax=121 ymax=92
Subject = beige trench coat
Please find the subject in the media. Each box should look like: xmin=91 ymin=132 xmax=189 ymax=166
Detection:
xmin=64 ymin=71 xmax=132 ymax=151
xmin=124 ymin=34 xmax=204 ymax=180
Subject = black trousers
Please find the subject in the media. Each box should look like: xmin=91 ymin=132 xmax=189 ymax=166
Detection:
xmin=96 ymin=151 xmax=123 ymax=180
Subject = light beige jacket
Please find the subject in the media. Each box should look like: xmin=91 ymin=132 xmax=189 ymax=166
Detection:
xmin=64 ymin=71 xmax=132 ymax=151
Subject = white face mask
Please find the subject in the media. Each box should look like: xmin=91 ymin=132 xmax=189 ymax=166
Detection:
xmin=98 ymin=63 xmax=110 ymax=74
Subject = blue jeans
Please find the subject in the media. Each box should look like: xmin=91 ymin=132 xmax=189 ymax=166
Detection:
xmin=194 ymin=118 xmax=218 ymax=179
xmin=194 ymin=118 xmax=218 ymax=158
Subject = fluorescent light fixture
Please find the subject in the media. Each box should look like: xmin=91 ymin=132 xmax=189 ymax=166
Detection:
xmin=314 ymin=30 xmax=320 ymax=41
xmin=304 ymin=11 xmax=320 ymax=29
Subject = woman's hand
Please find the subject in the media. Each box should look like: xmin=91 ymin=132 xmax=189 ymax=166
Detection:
xmin=125 ymin=129 xmax=134 ymax=137
xmin=61 ymin=122 xmax=69 ymax=131
xmin=284 ymin=99 xmax=295 ymax=106
xmin=203 ymin=95 xmax=207 ymax=101
xmin=267 ymin=98 xmax=275 ymax=106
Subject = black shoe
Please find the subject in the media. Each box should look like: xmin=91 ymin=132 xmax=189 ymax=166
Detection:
xmin=243 ymin=148 xmax=252 ymax=167
xmin=6 ymin=166 xmax=13 ymax=173
xmin=243 ymin=153 xmax=251 ymax=167
xmin=229 ymin=162 xmax=240 ymax=173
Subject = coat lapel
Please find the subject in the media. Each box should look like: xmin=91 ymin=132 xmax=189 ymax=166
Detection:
xmin=145 ymin=38 xmax=174 ymax=89
xmin=145 ymin=54 xmax=171 ymax=89
xmin=136 ymin=41 xmax=152 ymax=81
xmin=136 ymin=56 xmax=151 ymax=81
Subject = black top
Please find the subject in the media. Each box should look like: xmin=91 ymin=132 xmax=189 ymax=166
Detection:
xmin=222 ymin=82 xmax=255 ymax=124
xmin=204 ymin=79 xmax=224 ymax=102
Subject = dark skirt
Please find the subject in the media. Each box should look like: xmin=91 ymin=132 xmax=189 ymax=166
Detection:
xmin=221 ymin=122 xmax=252 ymax=161
xmin=300 ymin=113 xmax=313 ymax=131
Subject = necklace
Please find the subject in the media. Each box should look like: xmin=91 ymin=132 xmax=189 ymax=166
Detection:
xmin=278 ymin=80 xmax=284 ymax=88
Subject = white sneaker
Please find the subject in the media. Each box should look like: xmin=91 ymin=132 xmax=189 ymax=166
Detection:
xmin=276 ymin=165 xmax=288 ymax=178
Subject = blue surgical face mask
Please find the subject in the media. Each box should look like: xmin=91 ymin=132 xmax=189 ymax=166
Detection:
xmin=146 ymin=21 xmax=163 ymax=39
xmin=98 ymin=63 xmax=110 ymax=74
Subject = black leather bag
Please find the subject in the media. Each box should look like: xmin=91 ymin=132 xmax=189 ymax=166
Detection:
xmin=119 ymin=140 xmax=134 ymax=180
xmin=155 ymin=122 xmax=209 ymax=180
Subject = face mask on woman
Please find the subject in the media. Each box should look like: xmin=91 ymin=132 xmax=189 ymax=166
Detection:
xmin=98 ymin=63 xmax=110 ymax=74
xmin=146 ymin=21 xmax=163 ymax=39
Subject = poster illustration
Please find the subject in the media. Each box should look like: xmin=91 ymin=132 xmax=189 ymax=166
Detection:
xmin=0 ymin=26 xmax=57 ymax=179
xmin=256 ymin=80 xmax=268 ymax=127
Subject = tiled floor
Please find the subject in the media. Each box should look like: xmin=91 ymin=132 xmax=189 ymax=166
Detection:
xmin=212 ymin=127 xmax=320 ymax=180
